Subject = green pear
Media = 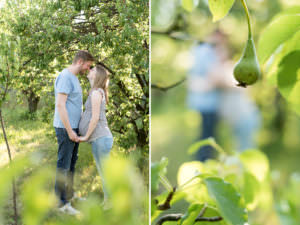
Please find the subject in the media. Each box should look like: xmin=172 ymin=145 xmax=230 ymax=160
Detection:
xmin=233 ymin=36 xmax=261 ymax=87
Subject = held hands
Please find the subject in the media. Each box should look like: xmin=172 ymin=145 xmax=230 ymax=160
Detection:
xmin=67 ymin=130 xmax=88 ymax=143
xmin=78 ymin=136 xmax=88 ymax=142
xmin=68 ymin=130 xmax=79 ymax=143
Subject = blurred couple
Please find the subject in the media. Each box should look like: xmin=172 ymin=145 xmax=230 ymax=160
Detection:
xmin=53 ymin=50 xmax=113 ymax=215
xmin=187 ymin=29 xmax=261 ymax=161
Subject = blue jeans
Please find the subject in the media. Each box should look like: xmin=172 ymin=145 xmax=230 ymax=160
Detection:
xmin=196 ymin=111 xmax=218 ymax=162
xmin=91 ymin=136 xmax=113 ymax=200
xmin=54 ymin=128 xmax=79 ymax=206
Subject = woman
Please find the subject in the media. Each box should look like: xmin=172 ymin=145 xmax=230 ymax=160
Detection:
xmin=78 ymin=64 xmax=113 ymax=206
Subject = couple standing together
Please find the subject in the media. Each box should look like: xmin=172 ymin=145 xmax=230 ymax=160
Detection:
xmin=53 ymin=50 xmax=113 ymax=215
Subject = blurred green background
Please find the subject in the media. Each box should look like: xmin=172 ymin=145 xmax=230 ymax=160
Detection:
xmin=151 ymin=0 xmax=300 ymax=221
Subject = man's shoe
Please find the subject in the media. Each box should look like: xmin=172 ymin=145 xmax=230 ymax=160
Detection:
xmin=58 ymin=203 xmax=80 ymax=215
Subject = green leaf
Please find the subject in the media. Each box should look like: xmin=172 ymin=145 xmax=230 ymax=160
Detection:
xmin=195 ymin=205 xmax=228 ymax=225
xmin=151 ymin=157 xmax=169 ymax=192
xmin=188 ymin=138 xmax=214 ymax=155
xmin=177 ymin=161 xmax=218 ymax=188
xmin=179 ymin=204 xmax=203 ymax=225
xmin=188 ymin=137 xmax=226 ymax=155
xmin=258 ymin=14 xmax=300 ymax=63
xmin=273 ymin=6 xmax=300 ymax=20
xmin=239 ymin=149 xmax=269 ymax=182
xmin=177 ymin=161 xmax=204 ymax=193
xmin=204 ymin=177 xmax=248 ymax=225
xmin=264 ymin=30 xmax=300 ymax=86
xmin=181 ymin=0 xmax=199 ymax=12
xmin=208 ymin=0 xmax=235 ymax=22
xmin=177 ymin=161 xmax=217 ymax=204
xmin=277 ymin=51 xmax=300 ymax=115
xmin=242 ymin=172 xmax=259 ymax=210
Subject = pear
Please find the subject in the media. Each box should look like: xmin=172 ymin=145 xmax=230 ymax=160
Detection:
xmin=233 ymin=36 xmax=261 ymax=88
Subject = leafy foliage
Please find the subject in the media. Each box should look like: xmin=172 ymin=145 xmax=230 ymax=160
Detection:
xmin=151 ymin=139 xmax=273 ymax=225
xmin=0 ymin=155 xmax=147 ymax=225
xmin=257 ymin=9 xmax=300 ymax=116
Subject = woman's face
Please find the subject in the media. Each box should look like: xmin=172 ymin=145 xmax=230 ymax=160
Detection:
xmin=87 ymin=67 xmax=96 ymax=85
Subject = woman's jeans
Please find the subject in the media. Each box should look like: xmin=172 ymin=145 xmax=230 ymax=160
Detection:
xmin=54 ymin=128 xmax=79 ymax=206
xmin=91 ymin=136 xmax=113 ymax=200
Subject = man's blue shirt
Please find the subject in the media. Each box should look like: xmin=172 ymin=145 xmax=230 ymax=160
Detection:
xmin=53 ymin=68 xmax=83 ymax=129
xmin=187 ymin=43 xmax=221 ymax=112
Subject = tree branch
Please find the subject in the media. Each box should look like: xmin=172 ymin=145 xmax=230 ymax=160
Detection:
xmin=156 ymin=213 xmax=223 ymax=225
xmin=151 ymin=77 xmax=186 ymax=92
xmin=135 ymin=73 xmax=148 ymax=97
xmin=143 ymin=39 xmax=149 ymax=50
xmin=151 ymin=12 xmax=196 ymax=42
xmin=157 ymin=187 xmax=176 ymax=210
xmin=0 ymin=56 xmax=11 ymax=107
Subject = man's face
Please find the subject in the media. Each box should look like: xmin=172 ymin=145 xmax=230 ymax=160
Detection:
xmin=78 ymin=60 xmax=93 ymax=75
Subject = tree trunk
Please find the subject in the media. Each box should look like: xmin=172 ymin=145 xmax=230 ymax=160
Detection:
xmin=137 ymin=128 xmax=148 ymax=149
xmin=27 ymin=91 xmax=40 ymax=114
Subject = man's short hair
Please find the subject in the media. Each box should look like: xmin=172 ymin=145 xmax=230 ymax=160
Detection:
xmin=73 ymin=50 xmax=94 ymax=63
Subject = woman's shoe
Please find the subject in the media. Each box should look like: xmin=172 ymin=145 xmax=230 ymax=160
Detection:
xmin=58 ymin=202 xmax=81 ymax=215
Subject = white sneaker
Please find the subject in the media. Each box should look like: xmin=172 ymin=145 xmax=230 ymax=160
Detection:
xmin=71 ymin=193 xmax=87 ymax=202
xmin=58 ymin=203 xmax=80 ymax=215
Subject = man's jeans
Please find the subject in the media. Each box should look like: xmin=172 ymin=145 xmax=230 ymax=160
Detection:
xmin=54 ymin=128 xmax=79 ymax=206
xmin=196 ymin=112 xmax=218 ymax=162
xmin=91 ymin=136 xmax=113 ymax=200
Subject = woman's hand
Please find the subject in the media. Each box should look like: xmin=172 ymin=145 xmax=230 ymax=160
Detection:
xmin=78 ymin=136 xmax=88 ymax=142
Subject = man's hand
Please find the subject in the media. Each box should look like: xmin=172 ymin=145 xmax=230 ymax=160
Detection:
xmin=68 ymin=130 xmax=79 ymax=142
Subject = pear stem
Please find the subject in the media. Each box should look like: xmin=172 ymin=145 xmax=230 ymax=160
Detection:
xmin=241 ymin=0 xmax=252 ymax=38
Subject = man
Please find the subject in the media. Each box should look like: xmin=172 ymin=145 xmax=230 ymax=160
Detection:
xmin=53 ymin=50 xmax=94 ymax=214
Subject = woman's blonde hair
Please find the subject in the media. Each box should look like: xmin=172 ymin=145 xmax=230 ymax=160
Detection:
xmin=92 ymin=64 xmax=109 ymax=103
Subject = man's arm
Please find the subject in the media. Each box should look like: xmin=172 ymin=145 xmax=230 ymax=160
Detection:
xmin=56 ymin=93 xmax=79 ymax=142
